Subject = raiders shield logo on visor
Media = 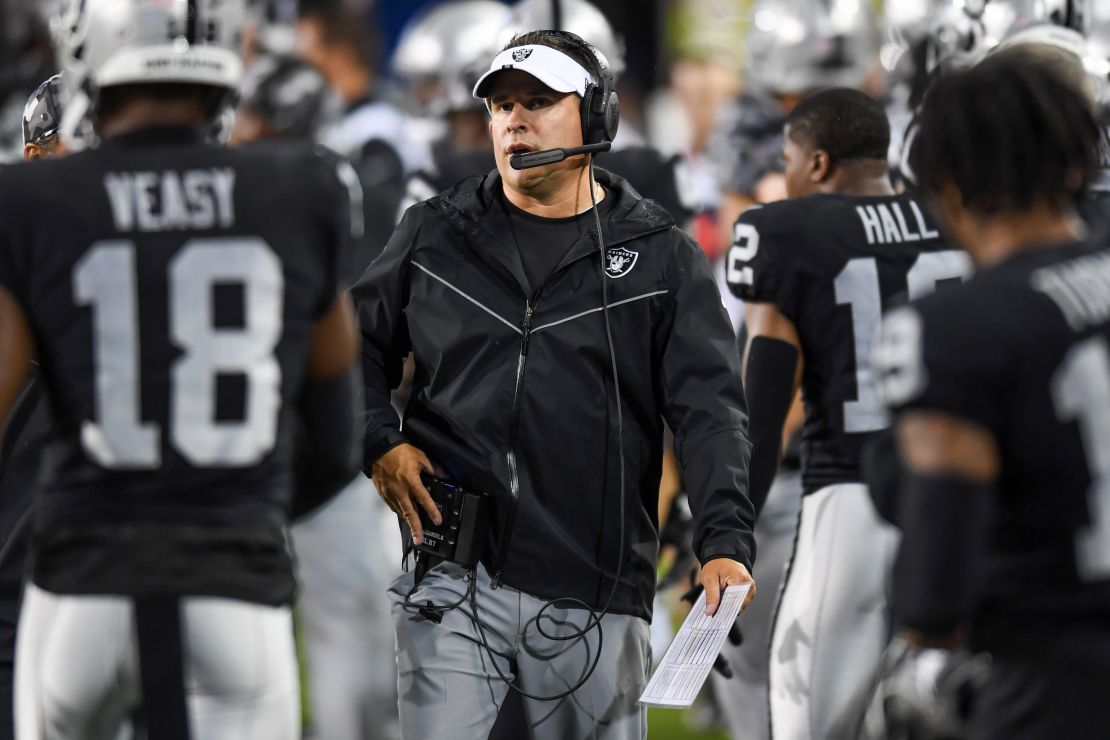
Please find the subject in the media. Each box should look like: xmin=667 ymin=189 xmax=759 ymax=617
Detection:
xmin=605 ymin=247 xmax=638 ymax=278
xmin=512 ymin=48 xmax=533 ymax=62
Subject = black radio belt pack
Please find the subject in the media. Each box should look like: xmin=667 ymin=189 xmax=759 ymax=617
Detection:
xmin=414 ymin=474 xmax=492 ymax=568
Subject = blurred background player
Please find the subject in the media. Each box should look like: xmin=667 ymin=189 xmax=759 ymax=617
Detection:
xmin=230 ymin=49 xmax=403 ymax=740
xmin=232 ymin=55 xmax=329 ymax=146
xmin=389 ymin=0 xmax=511 ymax=210
xmin=726 ymin=87 xmax=971 ymax=740
xmin=298 ymin=0 xmax=429 ymax=263
xmin=0 ymin=0 xmax=361 ymax=736
xmin=890 ymin=0 xmax=1095 ymax=187
xmin=711 ymin=0 xmax=881 ymax=252
xmin=388 ymin=0 xmax=508 ymax=169
xmin=0 ymin=71 xmax=68 ymax=740
xmin=0 ymin=0 xmax=55 ymax=163
xmin=876 ymin=53 xmax=1110 ymax=740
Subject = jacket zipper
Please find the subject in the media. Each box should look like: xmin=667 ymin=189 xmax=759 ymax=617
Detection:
xmin=492 ymin=302 xmax=533 ymax=587
xmin=488 ymin=223 xmax=672 ymax=586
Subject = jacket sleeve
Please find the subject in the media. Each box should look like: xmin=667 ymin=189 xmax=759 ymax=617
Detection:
xmin=351 ymin=206 xmax=419 ymax=473
xmin=658 ymin=230 xmax=757 ymax=571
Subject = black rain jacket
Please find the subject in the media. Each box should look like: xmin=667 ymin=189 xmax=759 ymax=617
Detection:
xmin=353 ymin=168 xmax=755 ymax=618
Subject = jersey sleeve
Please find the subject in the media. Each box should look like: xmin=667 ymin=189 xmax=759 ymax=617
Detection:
xmin=876 ymin=297 xmax=1008 ymax=431
xmin=723 ymin=205 xmax=802 ymax=319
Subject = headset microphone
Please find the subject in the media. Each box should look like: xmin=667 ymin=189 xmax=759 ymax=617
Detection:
xmin=509 ymin=141 xmax=611 ymax=170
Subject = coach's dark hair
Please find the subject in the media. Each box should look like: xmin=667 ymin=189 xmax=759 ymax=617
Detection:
xmin=501 ymin=31 xmax=602 ymax=84
xmin=785 ymin=87 xmax=890 ymax=165
xmin=908 ymin=55 xmax=1100 ymax=214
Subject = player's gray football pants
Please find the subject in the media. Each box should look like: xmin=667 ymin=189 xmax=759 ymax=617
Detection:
xmin=711 ymin=469 xmax=802 ymax=740
xmin=15 ymin=583 xmax=298 ymax=740
xmin=768 ymin=483 xmax=899 ymax=740
xmin=292 ymin=474 xmax=402 ymax=740
xmin=389 ymin=561 xmax=650 ymax=740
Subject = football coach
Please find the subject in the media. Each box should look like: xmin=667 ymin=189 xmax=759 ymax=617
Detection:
xmin=353 ymin=29 xmax=757 ymax=740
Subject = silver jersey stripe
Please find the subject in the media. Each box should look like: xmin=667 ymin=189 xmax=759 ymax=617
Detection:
xmin=532 ymin=290 xmax=670 ymax=333
xmin=412 ymin=262 xmax=523 ymax=334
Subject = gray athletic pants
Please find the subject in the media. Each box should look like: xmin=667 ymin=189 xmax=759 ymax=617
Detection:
xmin=388 ymin=561 xmax=650 ymax=740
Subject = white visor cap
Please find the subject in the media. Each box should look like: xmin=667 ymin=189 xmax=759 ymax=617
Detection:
xmin=472 ymin=45 xmax=593 ymax=99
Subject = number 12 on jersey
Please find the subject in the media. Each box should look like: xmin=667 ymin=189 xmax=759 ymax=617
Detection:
xmin=74 ymin=237 xmax=284 ymax=469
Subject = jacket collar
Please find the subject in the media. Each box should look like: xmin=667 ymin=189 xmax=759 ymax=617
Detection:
xmin=427 ymin=167 xmax=677 ymax=298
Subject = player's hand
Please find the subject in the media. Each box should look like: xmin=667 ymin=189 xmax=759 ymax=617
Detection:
xmin=700 ymin=558 xmax=756 ymax=617
xmin=371 ymin=443 xmax=441 ymax=545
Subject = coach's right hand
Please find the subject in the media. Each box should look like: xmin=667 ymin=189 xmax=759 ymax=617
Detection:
xmin=371 ymin=443 xmax=442 ymax=545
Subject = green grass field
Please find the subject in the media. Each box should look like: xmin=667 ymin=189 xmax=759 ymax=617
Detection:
xmin=648 ymin=707 xmax=729 ymax=739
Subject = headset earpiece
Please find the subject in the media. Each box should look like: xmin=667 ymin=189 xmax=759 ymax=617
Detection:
xmin=541 ymin=29 xmax=618 ymax=146
xmin=581 ymin=47 xmax=618 ymax=145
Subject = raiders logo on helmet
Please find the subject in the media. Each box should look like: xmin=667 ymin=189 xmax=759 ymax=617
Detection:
xmin=512 ymin=48 xmax=533 ymax=62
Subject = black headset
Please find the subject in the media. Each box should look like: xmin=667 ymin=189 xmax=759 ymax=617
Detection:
xmin=543 ymin=30 xmax=620 ymax=146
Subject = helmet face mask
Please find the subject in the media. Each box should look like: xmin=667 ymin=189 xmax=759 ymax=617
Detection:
xmin=53 ymin=0 xmax=246 ymax=124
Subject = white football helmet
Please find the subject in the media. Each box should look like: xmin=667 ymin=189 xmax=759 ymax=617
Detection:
xmin=498 ymin=0 xmax=626 ymax=76
xmin=745 ymin=0 xmax=880 ymax=95
xmin=391 ymin=0 xmax=510 ymax=115
xmin=53 ymin=0 xmax=246 ymax=106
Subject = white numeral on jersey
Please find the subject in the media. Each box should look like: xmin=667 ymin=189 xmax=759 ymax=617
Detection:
xmin=75 ymin=243 xmax=161 ymax=467
xmin=835 ymin=251 xmax=971 ymax=433
xmin=75 ymin=238 xmax=284 ymax=469
xmin=835 ymin=257 xmax=888 ymax=432
xmin=726 ymin=222 xmax=760 ymax=287
xmin=170 ymin=239 xmax=284 ymax=466
xmin=1052 ymin=337 xmax=1110 ymax=582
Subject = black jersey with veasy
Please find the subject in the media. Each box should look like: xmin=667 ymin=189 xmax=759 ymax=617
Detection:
xmin=354 ymin=168 xmax=755 ymax=619
xmin=0 ymin=127 xmax=353 ymax=606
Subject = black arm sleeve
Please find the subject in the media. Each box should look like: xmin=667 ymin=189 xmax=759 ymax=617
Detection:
xmin=660 ymin=233 xmax=757 ymax=571
xmin=892 ymin=472 xmax=994 ymax=639
xmin=743 ymin=336 xmax=798 ymax=517
xmin=290 ymin=367 xmax=361 ymax=520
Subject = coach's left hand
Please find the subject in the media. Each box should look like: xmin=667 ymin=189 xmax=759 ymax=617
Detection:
xmin=701 ymin=558 xmax=756 ymax=617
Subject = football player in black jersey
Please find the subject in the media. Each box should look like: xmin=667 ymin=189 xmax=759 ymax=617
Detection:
xmin=876 ymin=55 xmax=1110 ymax=740
xmin=725 ymin=87 xmax=971 ymax=740
xmin=0 ymin=0 xmax=359 ymax=737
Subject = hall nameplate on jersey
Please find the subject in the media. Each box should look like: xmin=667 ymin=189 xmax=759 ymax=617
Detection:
xmin=103 ymin=168 xmax=235 ymax=232
xmin=855 ymin=201 xmax=938 ymax=245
